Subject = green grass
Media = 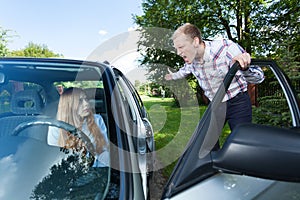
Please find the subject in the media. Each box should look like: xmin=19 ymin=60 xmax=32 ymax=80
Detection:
xmin=141 ymin=96 xmax=231 ymax=177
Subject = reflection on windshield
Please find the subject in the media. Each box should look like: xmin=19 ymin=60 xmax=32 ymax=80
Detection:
xmin=0 ymin=136 xmax=110 ymax=199
xmin=31 ymin=154 xmax=109 ymax=199
xmin=198 ymin=101 xmax=227 ymax=158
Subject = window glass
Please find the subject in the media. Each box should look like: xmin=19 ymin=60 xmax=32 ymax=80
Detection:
xmin=121 ymin=75 xmax=145 ymax=117
xmin=116 ymin=76 xmax=138 ymax=123
xmin=54 ymin=81 xmax=104 ymax=92
xmin=0 ymin=81 xmax=44 ymax=114
xmin=252 ymin=65 xmax=294 ymax=128
xmin=54 ymin=81 xmax=107 ymax=121
xmin=0 ymin=60 xmax=114 ymax=199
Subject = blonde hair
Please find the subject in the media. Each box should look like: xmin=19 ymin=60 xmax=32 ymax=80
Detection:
xmin=172 ymin=23 xmax=202 ymax=42
xmin=57 ymin=87 xmax=107 ymax=154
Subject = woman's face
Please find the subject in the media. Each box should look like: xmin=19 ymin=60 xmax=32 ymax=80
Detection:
xmin=77 ymin=93 xmax=90 ymax=118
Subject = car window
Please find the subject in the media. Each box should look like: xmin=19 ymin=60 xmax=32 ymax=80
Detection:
xmin=252 ymin=64 xmax=298 ymax=128
xmin=0 ymin=59 xmax=114 ymax=199
xmin=0 ymin=81 xmax=45 ymax=114
xmin=115 ymin=76 xmax=138 ymax=123
xmin=113 ymin=68 xmax=146 ymax=118
xmin=121 ymin=75 xmax=145 ymax=117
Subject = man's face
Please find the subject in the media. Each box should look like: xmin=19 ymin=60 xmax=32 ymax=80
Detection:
xmin=77 ymin=94 xmax=90 ymax=118
xmin=173 ymin=33 xmax=197 ymax=64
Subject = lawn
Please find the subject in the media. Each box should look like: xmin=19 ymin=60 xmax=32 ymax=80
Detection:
xmin=141 ymin=96 xmax=230 ymax=177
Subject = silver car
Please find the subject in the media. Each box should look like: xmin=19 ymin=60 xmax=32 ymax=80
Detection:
xmin=161 ymin=60 xmax=300 ymax=200
xmin=0 ymin=57 xmax=154 ymax=200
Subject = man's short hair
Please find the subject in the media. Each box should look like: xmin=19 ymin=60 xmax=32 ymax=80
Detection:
xmin=172 ymin=23 xmax=202 ymax=42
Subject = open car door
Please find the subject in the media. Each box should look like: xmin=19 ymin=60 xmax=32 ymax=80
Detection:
xmin=162 ymin=60 xmax=300 ymax=200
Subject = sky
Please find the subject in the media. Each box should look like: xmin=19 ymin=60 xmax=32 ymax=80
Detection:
xmin=0 ymin=0 xmax=143 ymax=60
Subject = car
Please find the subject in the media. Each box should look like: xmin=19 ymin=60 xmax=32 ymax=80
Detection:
xmin=160 ymin=60 xmax=300 ymax=199
xmin=0 ymin=57 xmax=154 ymax=200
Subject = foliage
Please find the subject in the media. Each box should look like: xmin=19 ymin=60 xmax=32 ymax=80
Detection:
xmin=31 ymin=154 xmax=108 ymax=199
xmin=134 ymin=0 xmax=300 ymax=105
xmin=253 ymin=102 xmax=292 ymax=127
xmin=9 ymin=42 xmax=62 ymax=58
xmin=253 ymin=67 xmax=293 ymax=127
xmin=0 ymin=26 xmax=61 ymax=58
xmin=142 ymin=96 xmax=230 ymax=177
xmin=134 ymin=0 xmax=271 ymax=60
xmin=0 ymin=27 xmax=15 ymax=57
xmin=54 ymin=81 xmax=103 ymax=89
xmin=253 ymin=0 xmax=300 ymax=59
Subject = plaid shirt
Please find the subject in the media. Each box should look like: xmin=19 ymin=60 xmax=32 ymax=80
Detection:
xmin=171 ymin=39 xmax=249 ymax=101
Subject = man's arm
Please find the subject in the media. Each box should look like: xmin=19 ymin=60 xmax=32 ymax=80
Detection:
xmin=232 ymin=52 xmax=251 ymax=69
xmin=242 ymin=65 xmax=265 ymax=84
xmin=228 ymin=43 xmax=264 ymax=84
xmin=164 ymin=66 xmax=191 ymax=80
xmin=164 ymin=68 xmax=174 ymax=80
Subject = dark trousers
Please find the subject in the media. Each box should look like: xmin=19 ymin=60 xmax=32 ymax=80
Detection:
xmin=213 ymin=91 xmax=252 ymax=150
xmin=226 ymin=91 xmax=252 ymax=131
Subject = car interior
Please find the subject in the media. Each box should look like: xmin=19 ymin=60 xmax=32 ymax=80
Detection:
xmin=85 ymin=87 xmax=108 ymax=126
xmin=0 ymin=60 xmax=123 ymax=199
xmin=0 ymin=89 xmax=48 ymax=141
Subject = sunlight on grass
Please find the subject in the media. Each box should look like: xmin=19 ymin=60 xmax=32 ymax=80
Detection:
xmin=142 ymin=96 xmax=203 ymax=175
xmin=141 ymin=95 xmax=231 ymax=177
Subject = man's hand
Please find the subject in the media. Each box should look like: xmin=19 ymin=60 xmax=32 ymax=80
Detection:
xmin=164 ymin=68 xmax=173 ymax=80
xmin=232 ymin=52 xmax=251 ymax=69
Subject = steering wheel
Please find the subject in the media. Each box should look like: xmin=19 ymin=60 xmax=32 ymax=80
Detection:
xmin=12 ymin=117 xmax=95 ymax=153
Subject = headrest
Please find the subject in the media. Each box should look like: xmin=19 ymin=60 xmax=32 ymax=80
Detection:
xmin=85 ymin=88 xmax=104 ymax=100
xmin=11 ymin=90 xmax=44 ymax=115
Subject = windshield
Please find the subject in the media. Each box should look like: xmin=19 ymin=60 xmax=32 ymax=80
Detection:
xmin=0 ymin=58 xmax=113 ymax=199
xmin=0 ymin=135 xmax=109 ymax=199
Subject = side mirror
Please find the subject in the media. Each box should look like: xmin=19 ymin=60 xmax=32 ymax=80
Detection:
xmin=141 ymin=106 xmax=148 ymax=118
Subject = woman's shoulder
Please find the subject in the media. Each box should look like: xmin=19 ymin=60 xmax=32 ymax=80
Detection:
xmin=93 ymin=114 xmax=105 ymax=125
xmin=93 ymin=114 xmax=104 ymax=120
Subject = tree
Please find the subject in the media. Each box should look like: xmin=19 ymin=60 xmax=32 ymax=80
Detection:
xmin=9 ymin=42 xmax=62 ymax=58
xmin=134 ymin=0 xmax=300 ymax=104
xmin=31 ymin=154 xmax=108 ymax=200
xmin=135 ymin=0 xmax=269 ymax=54
xmin=0 ymin=27 xmax=14 ymax=57
xmin=254 ymin=0 xmax=300 ymax=92
xmin=252 ymin=0 xmax=300 ymax=58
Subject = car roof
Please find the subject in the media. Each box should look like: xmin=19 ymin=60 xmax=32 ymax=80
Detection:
xmin=0 ymin=57 xmax=108 ymax=83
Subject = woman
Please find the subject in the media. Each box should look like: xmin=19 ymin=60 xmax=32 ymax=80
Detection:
xmin=48 ymin=87 xmax=109 ymax=167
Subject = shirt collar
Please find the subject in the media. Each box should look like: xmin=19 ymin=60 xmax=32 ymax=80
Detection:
xmin=191 ymin=40 xmax=211 ymax=65
xmin=202 ymin=40 xmax=211 ymax=63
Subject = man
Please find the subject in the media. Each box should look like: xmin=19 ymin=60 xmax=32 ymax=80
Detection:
xmin=165 ymin=23 xmax=264 ymax=131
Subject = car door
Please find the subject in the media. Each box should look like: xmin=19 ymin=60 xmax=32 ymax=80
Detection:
xmin=113 ymin=68 xmax=155 ymax=173
xmin=161 ymin=60 xmax=300 ymax=199
xmin=113 ymin=68 xmax=154 ymax=199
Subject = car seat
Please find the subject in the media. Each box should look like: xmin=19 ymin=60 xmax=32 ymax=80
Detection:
xmin=0 ymin=89 xmax=48 ymax=141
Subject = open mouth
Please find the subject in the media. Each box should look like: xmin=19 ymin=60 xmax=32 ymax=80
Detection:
xmin=183 ymin=56 xmax=190 ymax=63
